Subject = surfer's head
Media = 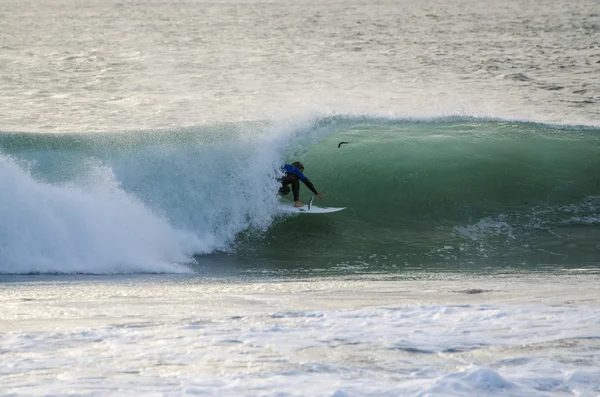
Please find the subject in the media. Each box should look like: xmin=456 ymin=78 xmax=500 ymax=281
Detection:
xmin=292 ymin=161 xmax=304 ymax=171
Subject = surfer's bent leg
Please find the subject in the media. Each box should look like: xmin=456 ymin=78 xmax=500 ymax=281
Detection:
xmin=279 ymin=175 xmax=292 ymax=196
xmin=279 ymin=174 xmax=300 ymax=200
xmin=279 ymin=184 xmax=290 ymax=195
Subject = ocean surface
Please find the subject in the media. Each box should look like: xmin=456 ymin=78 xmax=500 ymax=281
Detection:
xmin=1 ymin=0 xmax=600 ymax=395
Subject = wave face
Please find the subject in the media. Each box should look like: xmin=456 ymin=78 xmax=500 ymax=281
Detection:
xmin=236 ymin=117 xmax=600 ymax=271
xmin=1 ymin=117 xmax=600 ymax=273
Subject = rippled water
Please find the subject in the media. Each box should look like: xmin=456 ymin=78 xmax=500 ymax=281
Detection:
xmin=1 ymin=0 xmax=599 ymax=131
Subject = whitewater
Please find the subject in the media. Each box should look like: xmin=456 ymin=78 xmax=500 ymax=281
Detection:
xmin=1 ymin=0 xmax=600 ymax=395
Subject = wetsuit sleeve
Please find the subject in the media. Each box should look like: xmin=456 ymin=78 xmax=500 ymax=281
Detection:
xmin=301 ymin=178 xmax=319 ymax=195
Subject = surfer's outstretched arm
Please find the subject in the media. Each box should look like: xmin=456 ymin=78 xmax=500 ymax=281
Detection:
xmin=302 ymin=178 xmax=323 ymax=199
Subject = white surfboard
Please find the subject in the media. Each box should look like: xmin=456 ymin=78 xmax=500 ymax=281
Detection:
xmin=277 ymin=197 xmax=346 ymax=214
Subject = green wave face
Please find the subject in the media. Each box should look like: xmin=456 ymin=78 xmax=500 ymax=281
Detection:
xmin=236 ymin=120 xmax=600 ymax=272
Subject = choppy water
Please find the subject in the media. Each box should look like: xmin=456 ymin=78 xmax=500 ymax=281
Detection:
xmin=1 ymin=274 xmax=600 ymax=396
xmin=1 ymin=0 xmax=599 ymax=131
xmin=1 ymin=0 xmax=600 ymax=395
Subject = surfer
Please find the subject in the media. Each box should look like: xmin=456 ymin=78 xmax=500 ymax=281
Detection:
xmin=279 ymin=161 xmax=323 ymax=207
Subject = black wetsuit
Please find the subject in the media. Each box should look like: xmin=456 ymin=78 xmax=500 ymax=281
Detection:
xmin=279 ymin=164 xmax=319 ymax=201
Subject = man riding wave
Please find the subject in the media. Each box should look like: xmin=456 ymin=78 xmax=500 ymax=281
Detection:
xmin=279 ymin=161 xmax=324 ymax=207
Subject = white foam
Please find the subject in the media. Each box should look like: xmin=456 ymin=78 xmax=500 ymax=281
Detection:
xmin=1 ymin=276 xmax=599 ymax=396
xmin=0 ymin=155 xmax=208 ymax=274
xmin=453 ymin=215 xmax=514 ymax=241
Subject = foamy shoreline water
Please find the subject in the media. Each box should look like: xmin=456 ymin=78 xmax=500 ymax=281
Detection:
xmin=2 ymin=274 xmax=599 ymax=396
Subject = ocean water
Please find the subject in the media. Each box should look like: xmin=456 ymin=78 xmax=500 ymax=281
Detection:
xmin=1 ymin=0 xmax=600 ymax=395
